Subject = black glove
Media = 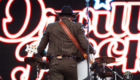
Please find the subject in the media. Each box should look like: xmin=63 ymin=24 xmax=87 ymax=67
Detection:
xmin=90 ymin=62 xmax=98 ymax=71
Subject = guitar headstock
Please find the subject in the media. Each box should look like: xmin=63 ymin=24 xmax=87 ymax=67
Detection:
xmin=25 ymin=44 xmax=38 ymax=54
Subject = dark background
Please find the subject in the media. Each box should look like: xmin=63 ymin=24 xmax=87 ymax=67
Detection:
xmin=0 ymin=0 xmax=140 ymax=80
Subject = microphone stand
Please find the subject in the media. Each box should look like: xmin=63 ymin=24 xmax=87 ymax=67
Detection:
xmin=36 ymin=63 xmax=39 ymax=79
xmin=85 ymin=0 xmax=90 ymax=80
xmin=106 ymin=65 xmax=123 ymax=80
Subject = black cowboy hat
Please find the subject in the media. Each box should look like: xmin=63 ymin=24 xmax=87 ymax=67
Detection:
xmin=54 ymin=5 xmax=79 ymax=17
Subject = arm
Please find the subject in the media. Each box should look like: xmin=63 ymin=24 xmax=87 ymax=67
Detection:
xmin=77 ymin=23 xmax=95 ymax=55
xmin=37 ymin=25 xmax=50 ymax=56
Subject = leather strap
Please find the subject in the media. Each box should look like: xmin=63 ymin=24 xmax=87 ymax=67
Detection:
xmin=58 ymin=21 xmax=93 ymax=64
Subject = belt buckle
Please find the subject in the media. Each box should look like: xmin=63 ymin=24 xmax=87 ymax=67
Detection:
xmin=56 ymin=56 xmax=62 ymax=60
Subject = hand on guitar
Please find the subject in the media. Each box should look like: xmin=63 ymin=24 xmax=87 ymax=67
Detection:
xmin=90 ymin=62 xmax=98 ymax=71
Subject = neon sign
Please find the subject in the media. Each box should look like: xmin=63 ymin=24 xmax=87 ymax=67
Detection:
xmin=1 ymin=0 xmax=140 ymax=80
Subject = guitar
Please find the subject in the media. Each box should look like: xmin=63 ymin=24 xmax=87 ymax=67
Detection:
xmin=25 ymin=44 xmax=100 ymax=80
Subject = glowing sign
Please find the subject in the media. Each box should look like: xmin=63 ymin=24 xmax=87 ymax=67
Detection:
xmin=1 ymin=0 xmax=140 ymax=80
xmin=93 ymin=0 xmax=113 ymax=10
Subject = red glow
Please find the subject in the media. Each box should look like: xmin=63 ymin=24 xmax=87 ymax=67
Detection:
xmin=0 ymin=0 xmax=140 ymax=79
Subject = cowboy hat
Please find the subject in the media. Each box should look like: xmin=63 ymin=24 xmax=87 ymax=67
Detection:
xmin=54 ymin=5 xmax=79 ymax=17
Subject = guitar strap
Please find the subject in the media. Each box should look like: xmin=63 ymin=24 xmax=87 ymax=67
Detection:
xmin=58 ymin=21 xmax=93 ymax=65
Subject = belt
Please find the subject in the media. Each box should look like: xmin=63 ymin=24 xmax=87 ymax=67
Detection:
xmin=50 ymin=55 xmax=77 ymax=60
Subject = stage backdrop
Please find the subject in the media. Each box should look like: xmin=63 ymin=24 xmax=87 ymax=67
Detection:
xmin=1 ymin=0 xmax=140 ymax=80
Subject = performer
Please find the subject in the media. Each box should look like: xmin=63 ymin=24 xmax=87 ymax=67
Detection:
xmin=37 ymin=5 xmax=95 ymax=80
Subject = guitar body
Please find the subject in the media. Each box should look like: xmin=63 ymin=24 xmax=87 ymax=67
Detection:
xmin=77 ymin=59 xmax=89 ymax=80
xmin=77 ymin=55 xmax=112 ymax=80
xmin=77 ymin=54 xmax=97 ymax=80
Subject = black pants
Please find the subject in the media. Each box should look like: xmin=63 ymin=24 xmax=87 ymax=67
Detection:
xmin=49 ymin=57 xmax=78 ymax=80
